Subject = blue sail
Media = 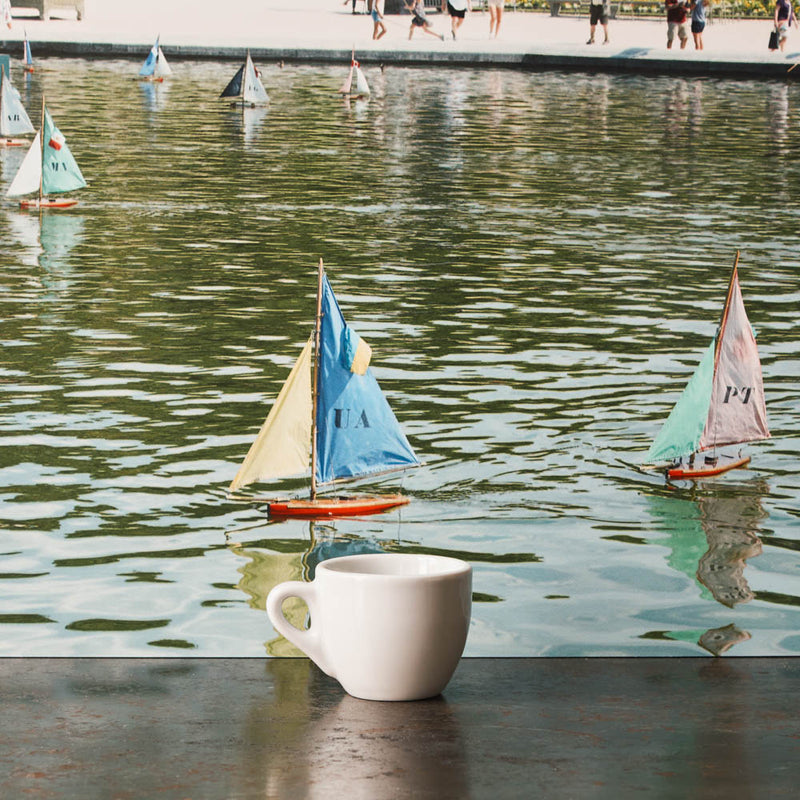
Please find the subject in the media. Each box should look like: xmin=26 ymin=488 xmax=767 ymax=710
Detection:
xmin=139 ymin=39 xmax=158 ymax=77
xmin=315 ymin=275 xmax=419 ymax=485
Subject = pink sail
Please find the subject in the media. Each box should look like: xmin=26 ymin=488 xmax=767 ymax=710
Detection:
xmin=699 ymin=267 xmax=770 ymax=451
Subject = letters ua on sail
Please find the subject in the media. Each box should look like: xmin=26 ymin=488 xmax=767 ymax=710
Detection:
xmin=228 ymin=260 xmax=419 ymax=518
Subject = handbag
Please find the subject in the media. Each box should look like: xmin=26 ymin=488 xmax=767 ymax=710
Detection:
xmin=769 ymin=29 xmax=779 ymax=50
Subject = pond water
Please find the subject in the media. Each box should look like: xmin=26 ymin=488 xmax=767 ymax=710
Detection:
xmin=1 ymin=58 xmax=798 ymax=657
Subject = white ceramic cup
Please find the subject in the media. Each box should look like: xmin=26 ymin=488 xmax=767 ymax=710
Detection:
xmin=266 ymin=553 xmax=472 ymax=702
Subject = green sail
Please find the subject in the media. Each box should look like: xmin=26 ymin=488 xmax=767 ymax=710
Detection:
xmin=645 ymin=339 xmax=715 ymax=464
xmin=42 ymin=108 xmax=87 ymax=196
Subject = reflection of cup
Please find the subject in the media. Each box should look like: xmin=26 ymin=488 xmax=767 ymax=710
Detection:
xmin=266 ymin=554 xmax=472 ymax=702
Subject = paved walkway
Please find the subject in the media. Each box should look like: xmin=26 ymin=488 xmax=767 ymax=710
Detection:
xmin=2 ymin=0 xmax=799 ymax=77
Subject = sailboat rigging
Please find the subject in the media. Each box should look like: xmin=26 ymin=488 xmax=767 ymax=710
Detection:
xmin=229 ymin=259 xmax=419 ymax=518
xmin=220 ymin=51 xmax=269 ymax=108
xmin=339 ymin=50 xmax=370 ymax=98
xmin=641 ymin=252 xmax=770 ymax=480
xmin=0 ymin=64 xmax=35 ymax=147
xmin=139 ymin=36 xmax=172 ymax=82
xmin=22 ymin=32 xmax=34 ymax=74
xmin=6 ymin=97 xmax=87 ymax=209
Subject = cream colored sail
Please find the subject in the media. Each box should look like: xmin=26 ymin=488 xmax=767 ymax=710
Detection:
xmin=229 ymin=336 xmax=313 ymax=492
xmin=6 ymin=130 xmax=41 ymax=197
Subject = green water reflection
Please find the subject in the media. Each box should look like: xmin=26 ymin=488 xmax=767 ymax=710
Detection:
xmin=0 ymin=59 xmax=798 ymax=656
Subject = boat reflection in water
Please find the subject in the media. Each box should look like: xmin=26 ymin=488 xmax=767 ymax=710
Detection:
xmin=646 ymin=479 xmax=768 ymax=655
xmin=227 ymin=520 xmax=535 ymax=656
xmin=138 ymin=79 xmax=172 ymax=114
xmin=5 ymin=210 xmax=85 ymax=279
xmin=695 ymin=486 xmax=767 ymax=609
xmin=228 ymin=521 xmax=388 ymax=656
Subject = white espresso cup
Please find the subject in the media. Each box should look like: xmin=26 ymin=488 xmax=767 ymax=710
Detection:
xmin=266 ymin=553 xmax=472 ymax=702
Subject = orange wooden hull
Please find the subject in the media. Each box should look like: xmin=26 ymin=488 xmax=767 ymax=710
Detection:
xmin=668 ymin=455 xmax=751 ymax=480
xmin=20 ymin=198 xmax=79 ymax=209
xmin=267 ymin=494 xmax=410 ymax=519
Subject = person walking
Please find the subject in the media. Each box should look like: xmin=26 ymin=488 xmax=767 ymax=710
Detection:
xmin=587 ymin=0 xmax=610 ymax=44
xmin=443 ymin=0 xmax=470 ymax=40
xmin=690 ymin=0 xmax=706 ymax=49
xmin=665 ymin=0 xmax=689 ymax=49
xmin=487 ymin=0 xmax=504 ymax=38
xmin=370 ymin=0 xmax=387 ymax=40
xmin=405 ymin=0 xmax=446 ymax=40
xmin=774 ymin=0 xmax=797 ymax=52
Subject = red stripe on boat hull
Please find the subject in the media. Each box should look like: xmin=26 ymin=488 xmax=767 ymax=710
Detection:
xmin=20 ymin=198 xmax=79 ymax=209
xmin=268 ymin=494 xmax=410 ymax=519
xmin=668 ymin=455 xmax=751 ymax=480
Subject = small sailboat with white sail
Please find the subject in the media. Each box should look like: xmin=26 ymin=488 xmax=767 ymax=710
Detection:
xmin=6 ymin=98 xmax=87 ymax=209
xmin=339 ymin=50 xmax=370 ymax=99
xmin=22 ymin=32 xmax=34 ymax=74
xmin=640 ymin=252 xmax=770 ymax=480
xmin=220 ymin=51 xmax=269 ymax=108
xmin=139 ymin=36 xmax=172 ymax=82
xmin=229 ymin=259 xmax=420 ymax=518
xmin=0 ymin=64 xmax=35 ymax=147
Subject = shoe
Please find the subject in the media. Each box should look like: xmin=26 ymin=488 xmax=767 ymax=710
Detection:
xmin=603 ymin=37 xmax=610 ymax=44
xmin=586 ymin=37 xmax=594 ymax=44
xmin=441 ymin=34 xmax=446 ymax=41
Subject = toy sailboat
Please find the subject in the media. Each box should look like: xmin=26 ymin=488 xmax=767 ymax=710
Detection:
xmin=339 ymin=50 xmax=370 ymax=98
xmin=6 ymin=98 xmax=87 ymax=209
xmin=22 ymin=33 xmax=34 ymax=74
xmin=139 ymin=36 xmax=172 ymax=82
xmin=220 ymin=51 xmax=269 ymax=107
xmin=0 ymin=65 xmax=35 ymax=147
xmin=641 ymin=252 xmax=770 ymax=480
xmin=229 ymin=259 xmax=420 ymax=518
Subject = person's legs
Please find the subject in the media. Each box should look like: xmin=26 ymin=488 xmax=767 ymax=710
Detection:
xmin=423 ymin=21 xmax=444 ymax=39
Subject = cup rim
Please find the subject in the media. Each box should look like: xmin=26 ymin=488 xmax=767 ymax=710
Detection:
xmin=317 ymin=552 xmax=471 ymax=580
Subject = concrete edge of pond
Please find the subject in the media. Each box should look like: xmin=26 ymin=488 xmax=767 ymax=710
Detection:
xmin=1 ymin=2 xmax=799 ymax=81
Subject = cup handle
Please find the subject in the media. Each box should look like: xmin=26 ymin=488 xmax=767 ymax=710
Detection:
xmin=266 ymin=580 xmax=335 ymax=678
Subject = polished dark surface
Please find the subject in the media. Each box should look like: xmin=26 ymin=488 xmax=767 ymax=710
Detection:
xmin=1 ymin=657 xmax=798 ymax=798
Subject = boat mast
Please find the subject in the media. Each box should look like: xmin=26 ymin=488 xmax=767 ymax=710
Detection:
xmin=310 ymin=257 xmax=324 ymax=501
xmin=714 ymin=250 xmax=740 ymax=365
xmin=38 ymin=95 xmax=45 ymax=206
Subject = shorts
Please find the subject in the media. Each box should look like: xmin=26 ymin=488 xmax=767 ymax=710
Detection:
xmin=691 ymin=20 xmax=705 ymax=34
xmin=778 ymin=22 xmax=789 ymax=40
xmin=667 ymin=21 xmax=688 ymax=43
xmin=487 ymin=0 xmax=504 ymax=7
xmin=371 ymin=9 xmax=380 ymax=21
xmin=590 ymin=5 xmax=608 ymax=25
xmin=447 ymin=3 xmax=466 ymax=17
xmin=412 ymin=13 xmax=427 ymax=26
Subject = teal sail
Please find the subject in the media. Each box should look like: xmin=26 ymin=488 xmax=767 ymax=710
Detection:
xmin=315 ymin=275 xmax=419 ymax=485
xmin=42 ymin=108 xmax=87 ymax=195
xmin=644 ymin=339 xmax=715 ymax=464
